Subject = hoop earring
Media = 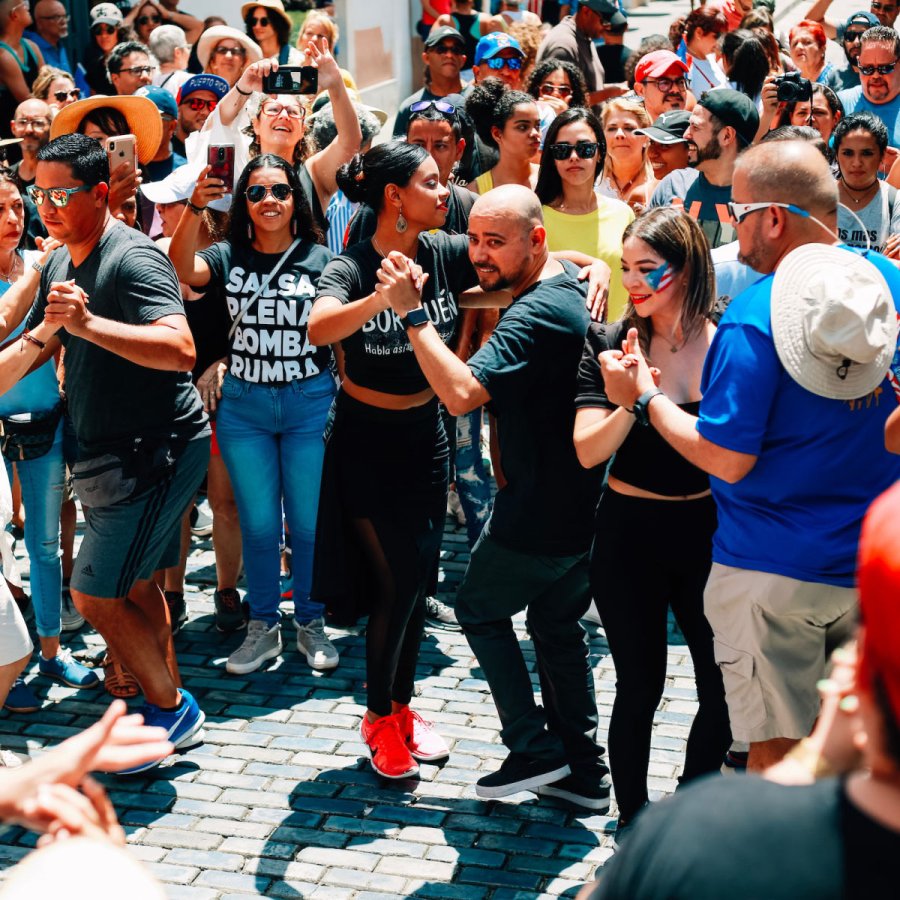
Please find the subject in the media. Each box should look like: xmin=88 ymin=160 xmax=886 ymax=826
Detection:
xmin=396 ymin=205 xmax=408 ymax=233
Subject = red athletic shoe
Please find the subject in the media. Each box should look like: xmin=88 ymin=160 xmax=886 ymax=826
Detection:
xmin=360 ymin=714 xmax=419 ymax=779
xmin=396 ymin=705 xmax=450 ymax=762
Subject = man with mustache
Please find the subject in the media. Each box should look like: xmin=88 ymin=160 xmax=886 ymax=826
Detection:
xmin=633 ymin=50 xmax=691 ymax=123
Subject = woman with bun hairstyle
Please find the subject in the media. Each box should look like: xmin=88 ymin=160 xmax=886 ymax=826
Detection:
xmin=464 ymin=77 xmax=541 ymax=194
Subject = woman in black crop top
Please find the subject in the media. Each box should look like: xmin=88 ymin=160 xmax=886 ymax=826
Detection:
xmin=573 ymin=208 xmax=731 ymax=842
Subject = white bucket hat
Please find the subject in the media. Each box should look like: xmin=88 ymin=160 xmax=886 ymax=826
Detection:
xmin=771 ymin=244 xmax=899 ymax=400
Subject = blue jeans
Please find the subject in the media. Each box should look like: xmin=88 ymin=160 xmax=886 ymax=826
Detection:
xmin=216 ymin=372 xmax=335 ymax=627
xmin=5 ymin=433 xmax=64 ymax=638
xmin=455 ymin=407 xmax=492 ymax=549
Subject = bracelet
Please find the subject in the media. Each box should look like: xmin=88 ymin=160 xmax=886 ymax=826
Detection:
xmin=31 ymin=259 xmax=44 ymax=274
xmin=188 ymin=201 xmax=206 ymax=215
xmin=235 ymin=84 xmax=252 ymax=96
xmin=21 ymin=331 xmax=46 ymax=351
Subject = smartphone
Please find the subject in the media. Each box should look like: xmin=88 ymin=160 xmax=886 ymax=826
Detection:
xmin=106 ymin=134 xmax=136 ymax=177
xmin=261 ymin=66 xmax=318 ymax=95
xmin=207 ymin=144 xmax=235 ymax=186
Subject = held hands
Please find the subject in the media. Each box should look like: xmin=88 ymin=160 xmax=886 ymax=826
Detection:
xmin=579 ymin=260 xmax=611 ymax=323
xmin=598 ymin=327 xmax=660 ymax=409
xmin=44 ymin=279 xmax=91 ymax=337
xmin=236 ymin=58 xmax=279 ymax=97
xmin=375 ymin=252 xmax=429 ymax=316
xmin=191 ymin=165 xmax=228 ymax=209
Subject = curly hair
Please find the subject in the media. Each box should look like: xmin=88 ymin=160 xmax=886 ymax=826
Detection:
xmin=525 ymin=59 xmax=588 ymax=109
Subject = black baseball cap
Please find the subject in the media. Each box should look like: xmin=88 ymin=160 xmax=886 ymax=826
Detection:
xmin=698 ymin=88 xmax=759 ymax=147
xmin=424 ymin=26 xmax=465 ymax=51
xmin=635 ymin=109 xmax=691 ymax=144
xmin=581 ymin=0 xmax=628 ymax=29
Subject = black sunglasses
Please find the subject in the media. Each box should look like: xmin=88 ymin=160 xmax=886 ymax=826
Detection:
xmin=246 ymin=182 xmax=292 ymax=203
xmin=549 ymin=141 xmax=600 ymax=160
xmin=247 ymin=15 xmax=269 ymax=26
xmin=136 ymin=14 xmax=161 ymax=26
xmin=54 ymin=88 xmax=81 ymax=102
xmin=859 ymin=60 xmax=898 ymax=75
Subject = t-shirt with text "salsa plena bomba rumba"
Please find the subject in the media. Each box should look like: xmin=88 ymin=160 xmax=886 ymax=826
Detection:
xmin=198 ymin=239 xmax=334 ymax=384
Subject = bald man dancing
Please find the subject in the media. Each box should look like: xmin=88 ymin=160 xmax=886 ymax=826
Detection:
xmin=374 ymin=185 xmax=609 ymax=809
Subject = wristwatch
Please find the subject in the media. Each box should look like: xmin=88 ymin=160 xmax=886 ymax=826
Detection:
xmin=632 ymin=387 xmax=665 ymax=427
xmin=401 ymin=307 xmax=430 ymax=331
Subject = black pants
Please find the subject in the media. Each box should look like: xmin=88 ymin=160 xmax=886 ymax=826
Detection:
xmin=591 ymin=490 xmax=731 ymax=822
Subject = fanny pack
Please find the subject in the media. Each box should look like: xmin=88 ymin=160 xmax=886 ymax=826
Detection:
xmin=71 ymin=437 xmax=178 ymax=509
xmin=0 ymin=403 xmax=63 ymax=462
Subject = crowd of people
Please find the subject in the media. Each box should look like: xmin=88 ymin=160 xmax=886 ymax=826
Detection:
xmin=0 ymin=0 xmax=899 ymax=895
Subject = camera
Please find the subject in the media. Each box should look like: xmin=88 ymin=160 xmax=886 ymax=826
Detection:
xmin=261 ymin=66 xmax=318 ymax=95
xmin=774 ymin=71 xmax=812 ymax=103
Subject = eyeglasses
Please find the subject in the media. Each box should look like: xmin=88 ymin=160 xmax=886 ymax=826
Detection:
xmin=549 ymin=141 xmax=600 ymax=160
xmin=260 ymin=101 xmax=304 ymax=119
xmin=38 ymin=13 xmax=69 ymax=21
xmin=53 ymin=88 xmax=80 ymax=102
xmin=643 ymin=76 xmax=688 ymax=92
xmin=485 ymin=56 xmax=523 ymax=71
xmin=213 ymin=44 xmax=247 ymax=57
xmin=246 ymin=183 xmax=292 ymax=203
xmin=727 ymin=200 xmax=813 ymax=224
xmin=539 ymin=82 xmax=573 ymax=98
xmin=247 ymin=15 xmax=269 ymax=26
xmin=429 ymin=42 xmax=464 ymax=55
xmin=92 ymin=23 xmax=116 ymax=34
xmin=409 ymin=99 xmax=457 ymax=117
xmin=120 ymin=65 xmax=155 ymax=77
xmin=14 ymin=117 xmax=50 ymax=129
xmin=182 ymin=96 xmax=218 ymax=112
xmin=26 ymin=185 xmax=93 ymax=208
xmin=844 ymin=29 xmax=867 ymax=42
xmin=136 ymin=14 xmax=161 ymax=26
xmin=859 ymin=60 xmax=898 ymax=75
xmin=871 ymin=1 xmax=895 ymax=10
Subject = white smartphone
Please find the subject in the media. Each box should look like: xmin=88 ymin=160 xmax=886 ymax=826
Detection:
xmin=106 ymin=134 xmax=137 ymax=176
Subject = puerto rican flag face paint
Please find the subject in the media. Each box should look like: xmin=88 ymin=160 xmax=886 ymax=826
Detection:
xmin=643 ymin=261 xmax=676 ymax=293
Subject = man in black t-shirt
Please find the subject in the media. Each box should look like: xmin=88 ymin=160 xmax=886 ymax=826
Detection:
xmin=12 ymin=134 xmax=209 ymax=771
xmin=375 ymin=184 xmax=608 ymax=810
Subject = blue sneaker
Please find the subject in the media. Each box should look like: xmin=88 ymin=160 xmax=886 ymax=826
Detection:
xmin=39 ymin=648 xmax=100 ymax=688
xmin=3 ymin=676 xmax=39 ymax=713
xmin=117 ymin=688 xmax=205 ymax=776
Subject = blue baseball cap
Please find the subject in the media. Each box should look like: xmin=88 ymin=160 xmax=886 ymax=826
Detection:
xmin=135 ymin=84 xmax=178 ymax=119
xmin=843 ymin=10 xmax=880 ymax=30
xmin=178 ymin=73 xmax=230 ymax=103
xmin=473 ymin=32 xmax=523 ymax=66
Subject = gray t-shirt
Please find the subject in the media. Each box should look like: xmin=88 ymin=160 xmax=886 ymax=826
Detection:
xmin=838 ymin=182 xmax=900 ymax=253
xmin=536 ymin=17 xmax=605 ymax=94
xmin=650 ymin=167 xmax=736 ymax=249
xmin=27 ymin=221 xmax=208 ymax=456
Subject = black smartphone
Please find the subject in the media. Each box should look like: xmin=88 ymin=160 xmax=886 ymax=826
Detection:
xmin=262 ymin=66 xmax=318 ymax=95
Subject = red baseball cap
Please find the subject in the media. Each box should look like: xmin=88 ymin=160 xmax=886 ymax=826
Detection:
xmin=635 ymin=50 xmax=690 ymax=83
xmin=857 ymin=480 xmax=900 ymax=721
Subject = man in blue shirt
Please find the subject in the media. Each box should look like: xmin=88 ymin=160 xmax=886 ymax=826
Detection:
xmin=599 ymin=140 xmax=900 ymax=774
xmin=838 ymin=25 xmax=900 ymax=147
xmin=25 ymin=0 xmax=71 ymax=73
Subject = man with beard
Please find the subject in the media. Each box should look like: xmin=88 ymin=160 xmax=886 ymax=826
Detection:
xmin=649 ymin=89 xmax=758 ymax=249
xmin=633 ymin=50 xmax=690 ymax=123
xmin=806 ymin=0 xmax=896 ymax=37
xmin=802 ymin=9 xmax=877 ymax=88
xmin=838 ymin=26 xmax=900 ymax=147
xmin=374 ymin=184 xmax=609 ymax=810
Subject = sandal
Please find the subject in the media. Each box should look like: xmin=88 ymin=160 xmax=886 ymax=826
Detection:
xmin=102 ymin=650 xmax=139 ymax=699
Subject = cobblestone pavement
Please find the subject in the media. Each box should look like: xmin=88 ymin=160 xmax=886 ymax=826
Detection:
xmin=1 ymin=511 xmax=697 ymax=898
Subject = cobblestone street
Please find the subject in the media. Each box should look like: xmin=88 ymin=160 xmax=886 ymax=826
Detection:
xmin=0 ymin=513 xmax=698 ymax=898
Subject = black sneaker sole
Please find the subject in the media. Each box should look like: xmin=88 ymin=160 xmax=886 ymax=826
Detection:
xmin=537 ymin=782 xmax=611 ymax=812
xmin=475 ymin=763 xmax=571 ymax=799
xmin=215 ymin=619 xmax=248 ymax=634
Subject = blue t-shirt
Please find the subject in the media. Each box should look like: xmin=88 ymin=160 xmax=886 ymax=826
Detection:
xmin=837 ymin=87 xmax=900 ymax=147
xmin=697 ymin=248 xmax=900 ymax=587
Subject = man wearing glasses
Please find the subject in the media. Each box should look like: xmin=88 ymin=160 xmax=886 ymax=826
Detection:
xmin=838 ymin=26 xmax=900 ymax=149
xmin=107 ymin=39 xmax=155 ymax=95
xmin=633 ymin=49 xmax=691 ymax=123
xmin=9 ymin=98 xmax=50 ymax=189
xmin=0 ymin=0 xmax=45 ymax=136
xmin=173 ymin=74 xmax=228 ymax=160
xmin=807 ymin=0 xmax=898 ymax=33
xmin=24 ymin=0 xmax=71 ymax=74
xmin=472 ymin=31 xmax=525 ymax=89
xmin=832 ymin=11 xmax=880 ymax=91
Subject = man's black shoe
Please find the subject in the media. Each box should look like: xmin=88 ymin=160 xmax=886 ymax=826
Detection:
xmin=475 ymin=753 xmax=570 ymax=799
xmin=537 ymin=772 xmax=611 ymax=812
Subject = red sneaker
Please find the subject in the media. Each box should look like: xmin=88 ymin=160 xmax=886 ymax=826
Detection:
xmin=396 ymin=705 xmax=450 ymax=762
xmin=360 ymin=714 xmax=419 ymax=779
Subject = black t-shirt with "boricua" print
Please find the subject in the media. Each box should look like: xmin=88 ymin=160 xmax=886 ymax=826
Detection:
xmin=198 ymin=239 xmax=333 ymax=384
xmin=315 ymin=231 xmax=478 ymax=395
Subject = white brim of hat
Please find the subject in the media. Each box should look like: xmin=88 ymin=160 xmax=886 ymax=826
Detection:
xmin=771 ymin=244 xmax=898 ymax=400
xmin=197 ymin=26 xmax=263 ymax=71
xmin=141 ymin=164 xmax=198 ymax=204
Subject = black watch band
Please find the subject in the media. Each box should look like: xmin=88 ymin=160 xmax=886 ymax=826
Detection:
xmin=633 ymin=387 xmax=664 ymax=427
xmin=401 ymin=307 xmax=429 ymax=330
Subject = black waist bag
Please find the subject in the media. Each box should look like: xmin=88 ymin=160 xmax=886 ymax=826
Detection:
xmin=0 ymin=403 xmax=63 ymax=462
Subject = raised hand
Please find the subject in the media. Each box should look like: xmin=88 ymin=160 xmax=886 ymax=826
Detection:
xmin=236 ymin=58 xmax=279 ymax=97
xmin=190 ymin=165 xmax=229 ymax=209
xmin=305 ymin=37 xmax=341 ymax=92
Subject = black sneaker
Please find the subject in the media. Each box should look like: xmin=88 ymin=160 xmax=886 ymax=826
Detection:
xmin=475 ymin=753 xmax=570 ymax=799
xmin=537 ymin=772 xmax=611 ymax=812
xmin=425 ymin=596 xmax=460 ymax=631
xmin=612 ymin=817 xmax=635 ymax=851
xmin=214 ymin=588 xmax=247 ymax=633
xmin=165 ymin=591 xmax=187 ymax=635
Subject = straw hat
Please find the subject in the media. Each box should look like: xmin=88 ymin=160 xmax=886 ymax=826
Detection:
xmin=240 ymin=0 xmax=292 ymax=33
xmin=50 ymin=94 xmax=163 ymax=164
xmin=771 ymin=244 xmax=899 ymax=400
xmin=196 ymin=25 xmax=262 ymax=71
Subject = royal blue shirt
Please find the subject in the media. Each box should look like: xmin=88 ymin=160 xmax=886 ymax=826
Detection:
xmin=837 ymin=86 xmax=900 ymax=148
xmin=23 ymin=31 xmax=71 ymax=74
xmin=697 ymin=248 xmax=900 ymax=586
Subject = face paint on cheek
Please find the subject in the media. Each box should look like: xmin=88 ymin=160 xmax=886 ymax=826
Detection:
xmin=644 ymin=260 xmax=676 ymax=292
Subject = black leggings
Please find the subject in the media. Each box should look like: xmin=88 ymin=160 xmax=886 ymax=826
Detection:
xmin=591 ymin=489 xmax=731 ymax=823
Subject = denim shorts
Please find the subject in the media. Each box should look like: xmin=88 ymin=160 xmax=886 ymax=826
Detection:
xmin=71 ymin=435 xmax=210 ymax=599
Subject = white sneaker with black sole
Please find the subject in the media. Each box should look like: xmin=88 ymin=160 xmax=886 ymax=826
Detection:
xmin=475 ymin=752 xmax=570 ymax=799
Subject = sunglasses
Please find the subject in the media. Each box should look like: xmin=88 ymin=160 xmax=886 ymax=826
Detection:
xmin=92 ymin=23 xmax=116 ymax=34
xmin=643 ymin=76 xmax=688 ymax=92
xmin=539 ymin=82 xmax=573 ymax=98
xmin=246 ymin=183 xmax=292 ymax=203
xmin=53 ymin=88 xmax=80 ymax=102
xmin=213 ymin=44 xmax=246 ymax=57
xmin=182 ymin=96 xmax=217 ymax=112
xmin=859 ymin=60 xmax=898 ymax=75
xmin=844 ymin=30 xmax=867 ymax=42
xmin=429 ymin=42 xmax=464 ymax=55
xmin=549 ymin=141 xmax=600 ymax=160
xmin=871 ymin=1 xmax=895 ymax=9
xmin=247 ymin=15 xmax=269 ymax=26
xmin=726 ymin=200 xmax=810 ymax=224
xmin=485 ymin=56 xmax=523 ymax=71
xmin=27 ymin=184 xmax=93 ymax=208
xmin=409 ymin=99 xmax=457 ymax=117
xmin=136 ymin=14 xmax=161 ymax=26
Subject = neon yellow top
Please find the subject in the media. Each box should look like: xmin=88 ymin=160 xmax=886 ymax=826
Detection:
xmin=542 ymin=199 xmax=635 ymax=324
xmin=474 ymin=171 xmax=494 ymax=194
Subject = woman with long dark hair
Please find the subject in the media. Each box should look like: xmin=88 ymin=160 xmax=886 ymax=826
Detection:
xmin=720 ymin=29 xmax=769 ymax=105
xmin=169 ymin=154 xmax=340 ymax=676
xmin=573 ymin=208 xmax=731 ymax=846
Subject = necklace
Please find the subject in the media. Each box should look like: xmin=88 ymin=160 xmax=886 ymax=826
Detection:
xmin=610 ymin=167 xmax=641 ymax=198
xmin=0 ymin=251 xmax=19 ymax=283
xmin=371 ymin=236 xmax=386 ymax=258
xmin=842 ymin=179 xmax=879 ymax=206
xmin=654 ymin=331 xmax=684 ymax=353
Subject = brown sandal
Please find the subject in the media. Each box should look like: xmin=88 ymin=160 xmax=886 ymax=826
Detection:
xmin=102 ymin=650 xmax=139 ymax=699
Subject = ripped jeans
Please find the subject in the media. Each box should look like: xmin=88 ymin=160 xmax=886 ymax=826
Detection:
xmin=454 ymin=407 xmax=492 ymax=549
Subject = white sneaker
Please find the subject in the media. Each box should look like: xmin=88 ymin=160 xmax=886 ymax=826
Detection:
xmin=294 ymin=617 xmax=339 ymax=670
xmin=226 ymin=619 xmax=282 ymax=674
xmin=0 ymin=747 xmax=27 ymax=767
